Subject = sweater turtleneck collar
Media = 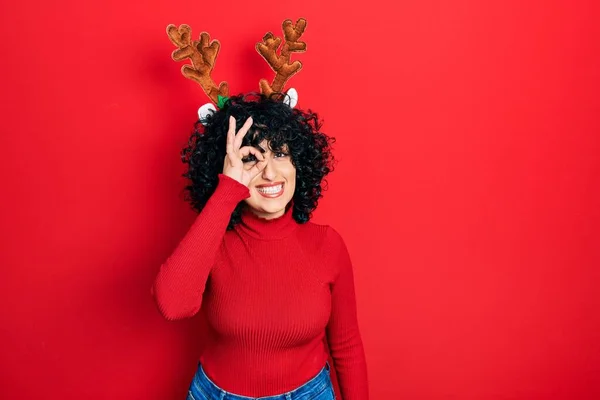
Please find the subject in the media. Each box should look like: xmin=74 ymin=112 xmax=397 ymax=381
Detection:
xmin=236 ymin=201 xmax=298 ymax=240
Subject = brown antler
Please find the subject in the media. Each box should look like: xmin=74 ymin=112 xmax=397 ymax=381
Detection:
xmin=256 ymin=18 xmax=307 ymax=97
xmin=166 ymin=24 xmax=229 ymax=104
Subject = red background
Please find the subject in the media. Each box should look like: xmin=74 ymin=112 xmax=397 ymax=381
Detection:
xmin=1 ymin=1 xmax=599 ymax=399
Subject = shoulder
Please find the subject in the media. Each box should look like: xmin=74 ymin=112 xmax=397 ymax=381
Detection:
xmin=294 ymin=221 xmax=349 ymax=282
xmin=296 ymin=220 xmax=347 ymax=255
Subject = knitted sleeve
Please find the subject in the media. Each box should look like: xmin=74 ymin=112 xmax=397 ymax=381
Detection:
xmin=151 ymin=174 xmax=249 ymax=320
xmin=326 ymin=227 xmax=369 ymax=400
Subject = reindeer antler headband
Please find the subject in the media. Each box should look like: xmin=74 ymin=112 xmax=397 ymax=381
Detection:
xmin=166 ymin=18 xmax=307 ymax=124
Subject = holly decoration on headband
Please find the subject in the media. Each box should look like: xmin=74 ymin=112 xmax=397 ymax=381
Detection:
xmin=217 ymin=95 xmax=229 ymax=109
xmin=166 ymin=18 xmax=307 ymax=124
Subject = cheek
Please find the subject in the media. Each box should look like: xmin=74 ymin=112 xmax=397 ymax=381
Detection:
xmin=286 ymin=168 xmax=296 ymax=188
xmin=288 ymin=168 xmax=296 ymax=181
xmin=285 ymin=161 xmax=297 ymax=178
xmin=287 ymin=175 xmax=296 ymax=195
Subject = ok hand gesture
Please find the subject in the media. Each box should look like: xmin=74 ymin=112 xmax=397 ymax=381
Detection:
xmin=222 ymin=116 xmax=267 ymax=187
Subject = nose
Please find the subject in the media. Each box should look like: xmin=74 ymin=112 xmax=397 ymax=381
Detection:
xmin=261 ymin=156 xmax=277 ymax=180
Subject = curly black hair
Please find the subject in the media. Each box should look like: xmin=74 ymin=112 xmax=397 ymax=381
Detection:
xmin=180 ymin=92 xmax=336 ymax=230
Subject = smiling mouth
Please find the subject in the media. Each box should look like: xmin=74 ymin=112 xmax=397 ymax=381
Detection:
xmin=256 ymin=183 xmax=284 ymax=198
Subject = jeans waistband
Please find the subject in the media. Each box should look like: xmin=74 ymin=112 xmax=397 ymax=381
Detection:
xmin=192 ymin=362 xmax=332 ymax=400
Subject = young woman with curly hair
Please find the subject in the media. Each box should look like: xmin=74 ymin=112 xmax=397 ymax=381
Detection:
xmin=152 ymin=93 xmax=368 ymax=400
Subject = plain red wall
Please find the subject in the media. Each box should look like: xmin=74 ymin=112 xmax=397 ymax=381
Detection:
xmin=1 ymin=1 xmax=599 ymax=399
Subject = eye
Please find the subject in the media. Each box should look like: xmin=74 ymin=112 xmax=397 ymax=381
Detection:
xmin=242 ymin=154 xmax=257 ymax=163
xmin=275 ymin=152 xmax=289 ymax=158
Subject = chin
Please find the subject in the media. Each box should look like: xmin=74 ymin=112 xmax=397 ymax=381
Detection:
xmin=247 ymin=196 xmax=291 ymax=216
xmin=257 ymin=200 xmax=286 ymax=214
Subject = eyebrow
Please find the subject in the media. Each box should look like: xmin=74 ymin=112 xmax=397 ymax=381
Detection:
xmin=253 ymin=143 xmax=289 ymax=153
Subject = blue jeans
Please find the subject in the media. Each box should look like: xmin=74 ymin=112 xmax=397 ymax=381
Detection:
xmin=186 ymin=362 xmax=336 ymax=400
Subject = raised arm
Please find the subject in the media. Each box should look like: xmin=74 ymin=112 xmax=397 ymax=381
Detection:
xmin=153 ymin=115 xmax=266 ymax=320
xmin=151 ymin=174 xmax=249 ymax=320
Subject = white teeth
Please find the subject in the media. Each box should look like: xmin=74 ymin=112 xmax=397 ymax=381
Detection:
xmin=257 ymin=184 xmax=283 ymax=194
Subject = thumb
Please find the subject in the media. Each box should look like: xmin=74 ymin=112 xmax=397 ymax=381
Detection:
xmin=249 ymin=158 xmax=268 ymax=180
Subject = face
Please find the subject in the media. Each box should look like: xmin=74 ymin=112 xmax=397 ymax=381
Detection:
xmin=243 ymin=140 xmax=296 ymax=219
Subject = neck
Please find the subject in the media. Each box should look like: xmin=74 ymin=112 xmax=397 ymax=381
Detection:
xmin=236 ymin=202 xmax=298 ymax=240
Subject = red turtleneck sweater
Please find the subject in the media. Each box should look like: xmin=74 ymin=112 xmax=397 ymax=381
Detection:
xmin=152 ymin=174 xmax=368 ymax=399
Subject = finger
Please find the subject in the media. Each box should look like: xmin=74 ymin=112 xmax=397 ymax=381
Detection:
xmin=225 ymin=151 xmax=238 ymax=168
xmin=239 ymin=146 xmax=265 ymax=161
xmin=239 ymin=147 xmax=267 ymax=180
xmin=226 ymin=116 xmax=236 ymax=155
xmin=249 ymin=157 xmax=267 ymax=180
xmin=233 ymin=116 xmax=254 ymax=150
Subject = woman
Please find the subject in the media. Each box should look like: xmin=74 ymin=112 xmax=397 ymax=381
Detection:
xmin=152 ymin=92 xmax=368 ymax=400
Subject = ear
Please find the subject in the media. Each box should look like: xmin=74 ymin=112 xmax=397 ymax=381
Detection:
xmin=198 ymin=103 xmax=217 ymax=125
xmin=283 ymin=88 xmax=298 ymax=108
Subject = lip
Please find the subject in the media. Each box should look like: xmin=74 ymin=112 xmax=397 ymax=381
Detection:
xmin=256 ymin=182 xmax=284 ymax=198
xmin=256 ymin=182 xmax=284 ymax=188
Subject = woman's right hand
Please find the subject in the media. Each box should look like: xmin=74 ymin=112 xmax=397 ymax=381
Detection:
xmin=222 ymin=116 xmax=267 ymax=187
